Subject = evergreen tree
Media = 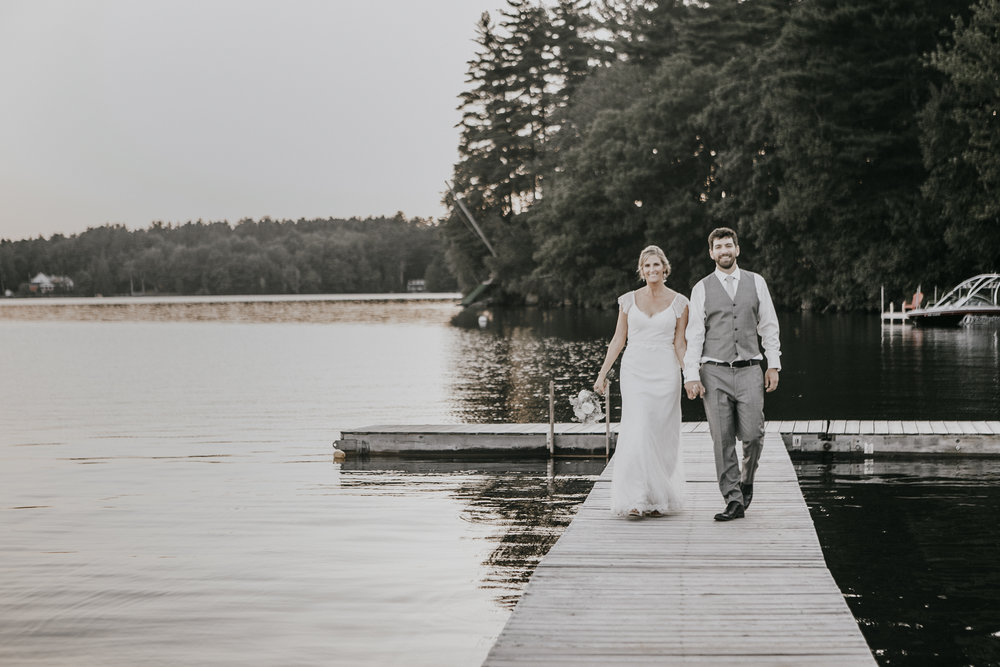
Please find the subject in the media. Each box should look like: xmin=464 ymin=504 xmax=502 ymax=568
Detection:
xmin=526 ymin=56 xmax=719 ymax=304
xmin=739 ymin=0 xmax=969 ymax=309
xmin=596 ymin=0 xmax=691 ymax=65
xmin=446 ymin=1 xmax=599 ymax=295
xmin=0 ymin=217 xmax=454 ymax=297
xmin=442 ymin=0 xmax=992 ymax=308
xmin=920 ymin=0 xmax=1000 ymax=274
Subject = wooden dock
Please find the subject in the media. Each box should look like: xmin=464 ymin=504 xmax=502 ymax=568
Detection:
xmin=484 ymin=432 xmax=876 ymax=665
xmin=335 ymin=421 xmax=1000 ymax=457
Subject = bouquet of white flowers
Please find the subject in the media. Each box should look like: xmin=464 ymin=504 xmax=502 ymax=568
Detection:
xmin=569 ymin=389 xmax=605 ymax=424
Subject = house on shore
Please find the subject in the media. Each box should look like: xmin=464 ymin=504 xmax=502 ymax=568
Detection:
xmin=29 ymin=273 xmax=75 ymax=294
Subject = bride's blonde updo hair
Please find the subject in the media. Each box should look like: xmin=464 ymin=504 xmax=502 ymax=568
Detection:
xmin=636 ymin=245 xmax=671 ymax=281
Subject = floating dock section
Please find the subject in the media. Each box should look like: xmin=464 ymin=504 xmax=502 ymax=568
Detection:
xmin=484 ymin=432 xmax=876 ymax=665
xmin=335 ymin=421 xmax=1000 ymax=457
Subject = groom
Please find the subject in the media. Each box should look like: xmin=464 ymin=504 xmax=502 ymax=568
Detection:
xmin=683 ymin=227 xmax=781 ymax=521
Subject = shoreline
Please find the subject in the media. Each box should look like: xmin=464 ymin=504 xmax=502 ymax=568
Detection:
xmin=0 ymin=292 xmax=463 ymax=307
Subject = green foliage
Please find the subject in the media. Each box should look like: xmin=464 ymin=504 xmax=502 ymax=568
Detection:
xmin=736 ymin=0 xmax=972 ymax=310
xmin=528 ymin=56 xmax=720 ymax=305
xmin=0 ymin=217 xmax=456 ymax=297
xmin=920 ymin=0 xmax=1000 ymax=275
xmin=446 ymin=0 xmax=998 ymax=310
xmin=449 ymin=0 xmax=601 ymax=297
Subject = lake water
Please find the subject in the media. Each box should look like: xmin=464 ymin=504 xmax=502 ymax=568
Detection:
xmin=796 ymin=458 xmax=1000 ymax=666
xmin=2 ymin=296 xmax=998 ymax=665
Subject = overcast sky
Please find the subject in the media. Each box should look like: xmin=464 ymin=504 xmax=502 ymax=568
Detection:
xmin=0 ymin=0 xmax=514 ymax=242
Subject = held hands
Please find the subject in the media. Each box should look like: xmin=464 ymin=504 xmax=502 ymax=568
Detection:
xmin=685 ymin=370 xmax=778 ymax=397
xmin=684 ymin=381 xmax=705 ymax=400
xmin=764 ymin=368 xmax=780 ymax=393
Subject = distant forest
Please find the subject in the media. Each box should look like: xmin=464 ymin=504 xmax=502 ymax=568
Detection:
xmin=0 ymin=216 xmax=456 ymax=297
xmin=444 ymin=0 xmax=1000 ymax=310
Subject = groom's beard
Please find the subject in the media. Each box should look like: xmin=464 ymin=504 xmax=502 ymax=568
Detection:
xmin=715 ymin=255 xmax=736 ymax=270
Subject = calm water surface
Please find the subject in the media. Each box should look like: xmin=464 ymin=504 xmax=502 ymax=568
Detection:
xmin=797 ymin=458 xmax=1000 ymax=666
xmin=2 ymin=296 xmax=998 ymax=665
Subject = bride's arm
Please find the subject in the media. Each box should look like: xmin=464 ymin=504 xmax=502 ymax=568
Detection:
xmin=674 ymin=305 xmax=689 ymax=369
xmin=594 ymin=309 xmax=628 ymax=394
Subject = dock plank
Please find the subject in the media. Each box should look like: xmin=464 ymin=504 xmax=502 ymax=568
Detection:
xmin=971 ymin=421 xmax=992 ymax=435
xmin=336 ymin=422 xmax=1000 ymax=457
xmin=942 ymin=420 xmax=961 ymax=435
xmin=959 ymin=421 xmax=980 ymax=435
xmin=484 ymin=433 xmax=875 ymax=665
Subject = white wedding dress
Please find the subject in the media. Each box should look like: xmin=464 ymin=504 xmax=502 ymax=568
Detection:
xmin=610 ymin=290 xmax=687 ymax=516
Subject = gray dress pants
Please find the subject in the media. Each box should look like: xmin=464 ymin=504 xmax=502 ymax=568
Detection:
xmin=700 ymin=363 xmax=765 ymax=505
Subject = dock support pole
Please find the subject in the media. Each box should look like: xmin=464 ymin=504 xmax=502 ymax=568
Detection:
xmin=548 ymin=380 xmax=555 ymax=455
xmin=604 ymin=386 xmax=611 ymax=458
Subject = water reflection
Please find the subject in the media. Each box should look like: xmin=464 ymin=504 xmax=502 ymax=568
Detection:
xmin=342 ymin=457 xmax=604 ymax=608
xmin=878 ymin=323 xmax=1000 ymax=420
xmin=5 ymin=296 xmax=1000 ymax=665
xmin=446 ymin=325 xmax=609 ymax=424
xmin=451 ymin=307 xmax=1000 ymax=423
xmin=5 ymin=297 xmax=997 ymax=422
xmin=796 ymin=456 xmax=1000 ymax=666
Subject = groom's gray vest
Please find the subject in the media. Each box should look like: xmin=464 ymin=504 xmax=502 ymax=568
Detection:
xmin=701 ymin=271 xmax=761 ymax=362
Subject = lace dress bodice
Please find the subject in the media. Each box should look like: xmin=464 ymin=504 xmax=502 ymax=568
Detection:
xmin=618 ymin=291 xmax=688 ymax=350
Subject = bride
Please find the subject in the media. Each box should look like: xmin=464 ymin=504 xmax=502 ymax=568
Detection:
xmin=594 ymin=245 xmax=689 ymax=518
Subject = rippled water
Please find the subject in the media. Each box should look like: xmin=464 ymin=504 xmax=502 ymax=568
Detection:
xmin=0 ymin=297 xmax=612 ymax=666
xmin=2 ymin=295 xmax=998 ymax=666
xmin=797 ymin=459 xmax=1000 ymax=666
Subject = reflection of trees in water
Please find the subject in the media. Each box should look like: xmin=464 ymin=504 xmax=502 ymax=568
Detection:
xmin=451 ymin=308 xmax=1000 ymax=422
xmin=455 ymin=467 xmax=600 ymax=609
xmin=447 ymin=313 xmax=613 ymax=424
xmin=339 ymin=457 xmax=605 ymax=609
xmin=795 ymin=457 xmax=1000 ymax=666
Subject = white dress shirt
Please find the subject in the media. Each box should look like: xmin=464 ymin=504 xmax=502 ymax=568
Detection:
xmin=683 ymin=266 xmax=781 ymax=383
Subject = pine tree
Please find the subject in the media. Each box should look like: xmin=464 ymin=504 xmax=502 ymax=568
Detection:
xmin=920 ymin=0 xmax=1000 ymax=274
xmin=739 ymin=0 xmax=969 ymax=309
xmin=446 ymin=1 xmax=600 ymax=294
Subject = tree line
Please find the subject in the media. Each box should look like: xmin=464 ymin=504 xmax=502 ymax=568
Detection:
xmin=444 ymin=0 xmax=1000 ymax=310
xmin=0 ymin=216 xmax=456 ymax=297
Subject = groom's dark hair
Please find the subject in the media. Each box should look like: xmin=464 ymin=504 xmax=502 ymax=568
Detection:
xmin=708 ymin=227 xmax=738 ymax=247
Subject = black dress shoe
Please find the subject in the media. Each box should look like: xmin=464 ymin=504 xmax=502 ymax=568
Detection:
xmin=714 ymin=500 xmax=745 ymax=521
xmin=740 ymin=482 xmax=754 ymax=509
